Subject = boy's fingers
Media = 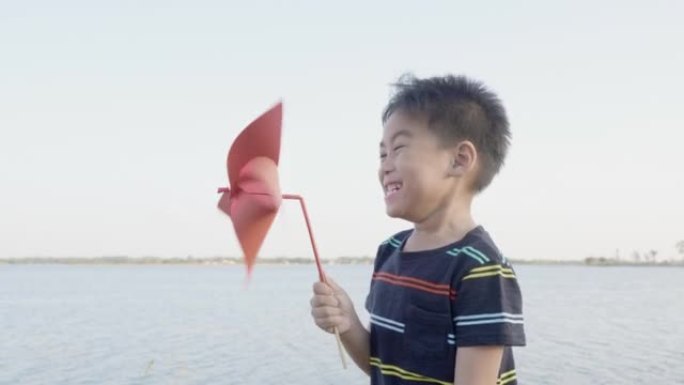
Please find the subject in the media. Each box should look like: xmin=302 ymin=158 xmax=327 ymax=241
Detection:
xmin=312 ymin=281 xmax=333 ymax=295
xmin=311 ymin=306 xmax=342 ymax=319
xmin=310 ymin=294 xmax=339 ymax=308
xmin=319 ymin=316 xmax=344 ymax=330
xmin=324 ymin=276 xmax=342 ymax=292
xmin=315 ymin=315 xmax=343 ymax=330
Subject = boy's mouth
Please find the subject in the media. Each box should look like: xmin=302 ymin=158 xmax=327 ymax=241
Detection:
xmin=384 ymin=182 xmax=403 ymax=198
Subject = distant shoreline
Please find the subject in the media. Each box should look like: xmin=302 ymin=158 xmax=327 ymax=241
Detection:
xmin=1 ymin=256 xmax=682 ymax=267
xmin=0 ymin=256 xmax=374 ymax=266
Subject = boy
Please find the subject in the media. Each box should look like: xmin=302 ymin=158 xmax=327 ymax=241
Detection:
xmin=310 ymin=74 xmax=526 ymax=385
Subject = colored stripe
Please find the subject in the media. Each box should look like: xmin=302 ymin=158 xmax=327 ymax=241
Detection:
xmin=463 ymin=246 xmax=490 ymax=262
xmin=457 ymin=317 xmax=525 ymax=326
xmin=455 ymin=312 xmax=524 ymax=327
xmin=373 ymin=276 xmax=452 ymax=297
xmin=370 ymin=358 xmax=517 ymax=385
xmin=370 ymin=357 xmax=451 ymax=385
xmin=462 ymin=265 xmax=515 ymax=280
xmin=370 ymin=318 xmax=405 ymax=333
xmin=468 ymin=265 xmax=514 ymax=274
xmin=454 ymin=312 xmax=524 ymax=321
xmin=462 ymin=250 xmax=486 ymax=264
xmin=381 ymin=237 xmax=403 ymax=247
xmin=373 ymin=272 xmax=456 ymax=298
xmin=462 ymin=271 xmax=516 ymax=280
xmin=370 ymin=313 xmax=405 ymax=328
xmin=498 ymin=369 xmax=517 ymax=385
xmin=447 ymin=247 xmax=488 ymax=264
xmin=370 ymin=314 xmax=405 ymax=333
xmin=375 ymin=272 xmax=451 ymax=291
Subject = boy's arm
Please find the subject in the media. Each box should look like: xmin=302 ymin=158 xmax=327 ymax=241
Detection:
xmin=311 ymin=277 xmax=371 ymax=375
xmin=449 ymin=252 xmax=526 ymax=385
xmin=453 ymin=346 xmax=504 ymax=385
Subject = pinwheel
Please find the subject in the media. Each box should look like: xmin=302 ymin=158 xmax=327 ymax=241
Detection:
xmin=216 ymin=101 xmax=347 ymax=368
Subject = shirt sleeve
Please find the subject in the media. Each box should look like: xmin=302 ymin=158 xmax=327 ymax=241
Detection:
xmin=451 ymin=260 xmax=526 ymax=347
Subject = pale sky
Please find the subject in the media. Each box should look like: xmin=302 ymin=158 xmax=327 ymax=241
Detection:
xmin=1 ymin=0 xmax=683 ymax=262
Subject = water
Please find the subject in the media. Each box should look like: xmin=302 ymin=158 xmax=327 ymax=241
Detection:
xmin=1 ymin=264 xmax=683 ymax=384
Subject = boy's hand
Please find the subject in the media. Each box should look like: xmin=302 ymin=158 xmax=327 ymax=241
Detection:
xmin=310 ymin=277 xmax=357 ymax=335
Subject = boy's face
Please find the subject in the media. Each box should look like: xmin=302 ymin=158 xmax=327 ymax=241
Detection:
xmin=379 ymin=111 xmax=457 ymax=222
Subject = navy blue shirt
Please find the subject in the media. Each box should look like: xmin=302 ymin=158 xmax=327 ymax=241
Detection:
xmin=365 ymin=226 xmax=526 ymax=385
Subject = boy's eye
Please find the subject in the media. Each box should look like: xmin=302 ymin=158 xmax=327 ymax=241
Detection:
xmin=380 ymin=145 xmax=405 ymax=159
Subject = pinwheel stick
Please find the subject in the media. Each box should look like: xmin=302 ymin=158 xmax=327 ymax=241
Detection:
xmin=223 ymin=189 xmax=348 ymax=368
xmin=280 ymin=193 xmax=348 ymax=369
xmin=281 ymin=194 xmax=325 ymax=280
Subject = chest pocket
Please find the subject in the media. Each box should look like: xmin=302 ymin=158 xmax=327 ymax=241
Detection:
xmin=403 ymin=304 xmax=453 ymax=361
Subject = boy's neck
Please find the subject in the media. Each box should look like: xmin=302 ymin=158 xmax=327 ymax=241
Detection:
xmin=404 ymin=197 xmax=477 ymax=253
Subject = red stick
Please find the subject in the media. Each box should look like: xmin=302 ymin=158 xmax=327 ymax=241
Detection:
xmin=282 ymin=194 xmax=326 ymax=282
xmin=222 ymin=189 xmax=327 ymax=281
xmin=222 ymin=189 xmax=347 ymax=368
xmin=282 ymin=194 xmax=346 ymax=368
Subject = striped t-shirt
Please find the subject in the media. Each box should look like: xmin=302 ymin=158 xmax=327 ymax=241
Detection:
xmin=364 ymin=226 xmax=526 ymax=385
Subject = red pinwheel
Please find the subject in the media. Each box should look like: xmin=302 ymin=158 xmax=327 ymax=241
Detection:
xmin=216 ymin=102 xmax=284 ymax=277
xmin=217 ymin=101 xmax=347 ymax=368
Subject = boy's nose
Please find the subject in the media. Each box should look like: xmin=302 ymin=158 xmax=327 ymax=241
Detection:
xmin=379 ymin=159 xmax=396 ymax=183
xmin=379 ymin=159 xmax=394 ymax=174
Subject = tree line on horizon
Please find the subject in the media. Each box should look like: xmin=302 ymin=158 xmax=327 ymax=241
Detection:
xmin=585 ymin=240 xmax=684 ymax=265
xmin=3 ymin=241 xmax=683 ymax=266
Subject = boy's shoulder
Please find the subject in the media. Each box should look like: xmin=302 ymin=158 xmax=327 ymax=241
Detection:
xmin=450 ymin=226 xmax=512 ymax=269
xmin=371 ymin=229 xmax=413 ymax=269
xmin=374 ymin=226 xmax=509 ymax=260
xmin=371 ymin=226 xmax=511 ymax=273
xmin=378 ymin=229 xmax=413 ymax=250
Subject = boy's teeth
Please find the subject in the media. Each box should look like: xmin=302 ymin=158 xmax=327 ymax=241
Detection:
xmin=386 ymin=183 xmax=402 ymax=193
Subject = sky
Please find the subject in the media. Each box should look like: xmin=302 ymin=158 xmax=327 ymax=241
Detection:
xmin=1 ymin=0 xmax=683 ymax=262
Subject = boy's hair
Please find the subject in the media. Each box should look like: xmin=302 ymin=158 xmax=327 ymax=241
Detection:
xmin=382 ymin=73 xmax=511 ymax=192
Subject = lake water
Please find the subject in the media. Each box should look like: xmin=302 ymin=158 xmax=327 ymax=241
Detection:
xmin=1 ymin=264 xmax=683 ymax=384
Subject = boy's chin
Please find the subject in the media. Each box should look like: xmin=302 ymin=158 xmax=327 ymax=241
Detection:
xmin=385 ymin=206 xmax=409 ymax=221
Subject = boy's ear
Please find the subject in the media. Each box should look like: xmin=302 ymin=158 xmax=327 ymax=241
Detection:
xmin=448 ymin=140 xmax=477 ymax=177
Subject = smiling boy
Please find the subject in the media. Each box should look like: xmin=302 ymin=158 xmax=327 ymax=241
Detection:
xmin=310 ymin=73 xmax=526 ymax=385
